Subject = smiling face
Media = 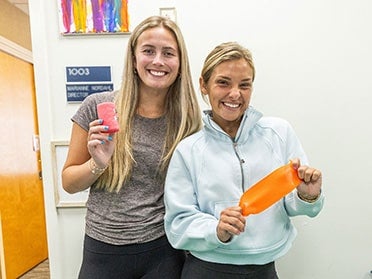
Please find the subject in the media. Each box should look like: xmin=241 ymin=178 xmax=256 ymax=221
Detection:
xmin=134 ymin=26 xmax=180 ymax=94
xmin=200 ymin=58 xmax=254 ymax=137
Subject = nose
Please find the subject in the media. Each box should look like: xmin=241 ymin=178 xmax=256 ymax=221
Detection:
xmin=229 ymin=87 xmax=241 ymax=100
xmin=152 ymin=53 xmax=165 ymax=65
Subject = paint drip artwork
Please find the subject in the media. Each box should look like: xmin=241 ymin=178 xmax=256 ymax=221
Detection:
xmin=58 ymin=0 xmax=129 ymax=34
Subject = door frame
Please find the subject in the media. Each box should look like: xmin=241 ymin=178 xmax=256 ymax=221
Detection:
xmin=0 ymin=35 xmax=32 ymax=63
xmin=0 ymin=35 xmax=35 ymax=279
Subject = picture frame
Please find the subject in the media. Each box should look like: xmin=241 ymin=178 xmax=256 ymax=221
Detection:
xmin=51 ymin=140 xmax=89 ymax=207
xmin=57 ymin=0 xmax=131 ymax=35
xmin=160 ymin=7 xmax=177 ymax=22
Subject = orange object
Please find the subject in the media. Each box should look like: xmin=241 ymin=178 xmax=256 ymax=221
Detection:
xmin=239 ymin=161 xmax=302 ymax=216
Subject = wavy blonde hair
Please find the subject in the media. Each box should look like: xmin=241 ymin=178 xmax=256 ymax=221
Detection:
xmin=95 ymin=16 xmax=202 ymax=192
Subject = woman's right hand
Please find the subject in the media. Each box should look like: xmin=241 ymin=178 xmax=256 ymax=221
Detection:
xmin=217 ymin=206 xmax=246 ymax=242
xmin=61 ymin=119 xmax=116 ymax=194
xmin=87 ymin=119 xmax=116 ymax=168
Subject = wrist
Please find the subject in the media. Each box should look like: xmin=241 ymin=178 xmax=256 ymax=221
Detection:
xmin=297 ymin=191 xmax=320 ymax=203
xmin=217 ymin=229 xmax=232 ymax=243
xmin=88 ymin=158 xmax=108 ymax=176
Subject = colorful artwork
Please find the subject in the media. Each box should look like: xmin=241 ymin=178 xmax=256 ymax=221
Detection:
xmin=58 ymin=0 xmax=129 ymax=34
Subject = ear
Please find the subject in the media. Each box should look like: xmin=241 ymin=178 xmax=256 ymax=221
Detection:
xmin=133 ymin=55 xmax=137 ymax=70
xmin=199 ymin=77 xmax=208 ymax=95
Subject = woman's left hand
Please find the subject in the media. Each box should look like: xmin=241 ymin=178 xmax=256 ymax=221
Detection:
xmin=292 ymin=158 xmax=322 ymax=201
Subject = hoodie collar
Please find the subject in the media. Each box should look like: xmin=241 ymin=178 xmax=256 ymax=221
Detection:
xmin=203 ymin=106 xmax=263 ymax=142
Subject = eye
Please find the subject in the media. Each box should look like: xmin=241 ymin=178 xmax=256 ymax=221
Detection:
xmin=240 ymin=82 xmax=252 ymax=90
xmin=142 ymin=48 xmax=155 ymax=55
xmin=163 ymin=49 xmax=177 ymax=57
xmin=216 ymin=79 xmax=229 ymax=86
xmin=164 ymin=52 xmax=174 ymax=57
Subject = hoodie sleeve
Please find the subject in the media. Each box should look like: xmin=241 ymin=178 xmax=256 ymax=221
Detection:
xmin=164 ymin=146 xmax=229 ymax=252
xmin=279 ymin=118 xmax=325 ymax=217
xmin=284 ymin=190 xmax=325 ymax=217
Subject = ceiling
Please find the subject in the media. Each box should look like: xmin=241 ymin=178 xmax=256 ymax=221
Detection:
xmin=7 ymin=0 xmax=29 ymax=15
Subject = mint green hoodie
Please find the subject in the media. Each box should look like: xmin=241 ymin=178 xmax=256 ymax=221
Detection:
xmin=164 ymin=107 xmax=324 ymax=265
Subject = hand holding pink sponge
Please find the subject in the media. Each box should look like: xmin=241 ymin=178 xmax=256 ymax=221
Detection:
xmin=97 ymin=102 xmax=119 ymax=133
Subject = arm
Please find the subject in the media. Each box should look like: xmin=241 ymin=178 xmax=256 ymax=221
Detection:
xmin=284 ymin=158 xmax=324 ymax=217
xmin=164 ymin=148 xmax=245 ymax=251
xmin=61 ymin=120 xmax=114 ymax=193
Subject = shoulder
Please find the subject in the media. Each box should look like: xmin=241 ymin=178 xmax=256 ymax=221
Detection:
xmin=72 ymin=91 xmax=117 ymax=130
xmin=178 ymin=130 xmax=205 ymax=148
xmin=256 ymin=116 xmax=293 ymax=133
xmin=252 ymin=116 xmax=298 ymax=144
xmin=82 ymin=90 xmax=117 ymax=106
xmin=77 ymin=90 xmax=117 ymax=116
xmin=257 ymin=116 xmax=291 ymax=127
xmin=171 ymin=130 xmax=204 ymax=155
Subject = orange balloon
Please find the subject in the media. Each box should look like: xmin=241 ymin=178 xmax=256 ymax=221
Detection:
xmin=239 ymin=161 xmax=302 ymax=216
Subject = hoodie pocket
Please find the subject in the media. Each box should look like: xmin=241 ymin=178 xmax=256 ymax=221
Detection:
xmin=213 ymin=200 xmax=240 ymax=219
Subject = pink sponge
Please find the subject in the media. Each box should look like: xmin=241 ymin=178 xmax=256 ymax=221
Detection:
xmin=97 ymin=102 xmax=119 ymax=133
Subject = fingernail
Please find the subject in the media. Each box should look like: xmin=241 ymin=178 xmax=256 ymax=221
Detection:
xmin=108 ymin=136 xmax=113 ymax=141
xmin=100 ymin=140 xmax=105 ymax=144
xmin=104 ymin=126 xmax=109 ymax=131
xmin=99 ymin=119 xmax=103 ymax=124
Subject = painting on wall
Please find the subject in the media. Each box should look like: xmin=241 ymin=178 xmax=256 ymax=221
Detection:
xmin=58 ymin=0 xmax=130 ymax=35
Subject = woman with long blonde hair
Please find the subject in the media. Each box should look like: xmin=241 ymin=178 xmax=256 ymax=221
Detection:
xmin=62 ymin=16 xmax=202 ymax=278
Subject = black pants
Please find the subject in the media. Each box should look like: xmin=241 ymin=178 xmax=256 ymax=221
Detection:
xmin=181 ymin=254 xmax=279 ymax=279
xmin=78 ymin=234 xmax=186 ymax=279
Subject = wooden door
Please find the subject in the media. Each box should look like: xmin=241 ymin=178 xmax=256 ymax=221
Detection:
xmin=0 ymin=50 xmax=48 ymax=279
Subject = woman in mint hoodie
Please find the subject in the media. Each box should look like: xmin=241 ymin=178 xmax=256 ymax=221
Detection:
xmin=164 ymin=42 xmax=324 ymax=279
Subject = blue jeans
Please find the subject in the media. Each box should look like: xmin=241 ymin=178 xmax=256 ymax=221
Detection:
xmin=78 ymin=234 xmax=186 ymax=279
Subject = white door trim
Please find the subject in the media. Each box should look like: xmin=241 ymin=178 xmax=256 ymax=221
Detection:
xmin=0 ymin=35 xmax=33 ymax=64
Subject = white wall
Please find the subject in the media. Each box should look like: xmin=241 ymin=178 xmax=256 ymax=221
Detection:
xmin=29 ymin=0 xmax=372 ymax=278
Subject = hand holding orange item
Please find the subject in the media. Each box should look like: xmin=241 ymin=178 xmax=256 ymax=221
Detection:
xmin=239 ymin=161 xmax=302 ymax=216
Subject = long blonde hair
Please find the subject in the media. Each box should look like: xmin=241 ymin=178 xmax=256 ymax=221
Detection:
xmin=95 ymin=16 xmax=202 ymax=192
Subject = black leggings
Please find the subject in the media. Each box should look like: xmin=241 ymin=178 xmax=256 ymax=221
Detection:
xmin=78 ymin=234 xmax=186 ymax=279
xmin=181 ymin=254 xmax=278 ymax=279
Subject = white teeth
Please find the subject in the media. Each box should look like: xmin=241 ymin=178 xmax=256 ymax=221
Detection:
xmin=224 ymin=102 xmax=239 ymax=108
xmin=150 ymin=70 xmax=166 ymax=76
